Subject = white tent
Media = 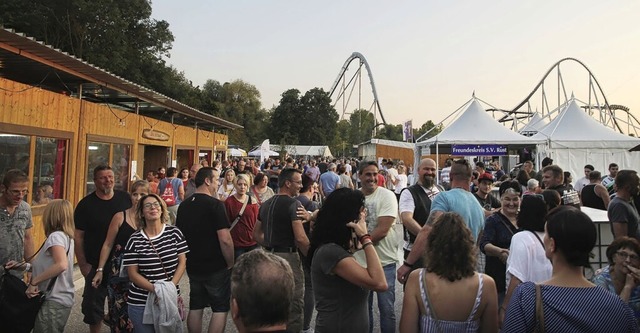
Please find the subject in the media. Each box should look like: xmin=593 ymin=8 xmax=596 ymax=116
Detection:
xmin=519 ymin=113 xmax=548 ymax=136
xmin=247 ymin=148 xmax=279 ymax=157
xmin=420 ymin=99 xmax=541 ymax=146
xmin=532 ymin=99 xmax=640 ymax=180
xmin=415 ymin=98 xmax=541 ymax=183
xmin=227 ymin=148 xmax=247 ymax=157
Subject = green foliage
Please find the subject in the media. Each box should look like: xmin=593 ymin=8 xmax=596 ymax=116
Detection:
xmin=269 ymin=88 xmax=338 ymax=146
xmin=200 ymin=80 xmax=269 ymax=149
xmin=374 ymin=124 xmax=403 ymax=141
xmin=349 ymin=109 xmax=376 ymax=145
xmin=414 ymin=120 xmax=443 ymax=141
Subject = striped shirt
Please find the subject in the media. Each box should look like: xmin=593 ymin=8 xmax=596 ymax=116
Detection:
xmin=122 ymin=224 xmax=189 ymax=306
xmin=502 ymin=282 xmax=639 ymax=332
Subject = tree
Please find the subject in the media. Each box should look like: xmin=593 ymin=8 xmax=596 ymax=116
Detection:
xmin=200 ymin=79 xmax=268 ymax=149
xmin=269 ymin=89 xmax=302 ymax=145
xmin=0 ymin=0 xmax=180 ymax=102
xmin=348 ymin=109 xmax=376 ymax=145
xmin=414 ymin=120 xmax=443 ymax=141
xmin=269 ymin=88 xmax=339 ymax=146
xmin=375 ymin=124 xmax=403 ymax=141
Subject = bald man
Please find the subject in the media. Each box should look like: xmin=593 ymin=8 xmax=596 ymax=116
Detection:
xmin=399 ymin=158 xmax=444 ymax=270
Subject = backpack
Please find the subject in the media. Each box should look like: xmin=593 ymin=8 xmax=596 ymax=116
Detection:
xmin=160 ymin=179 xmax=176 ymax=206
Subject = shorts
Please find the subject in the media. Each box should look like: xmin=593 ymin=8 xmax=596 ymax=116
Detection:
xmin=188 ymin=269 xmax=231 ymax=312
xmin=34 ymin=300 xmax=72 ymax=333
xmin=81 ymin=268 xmax=108 ymax=325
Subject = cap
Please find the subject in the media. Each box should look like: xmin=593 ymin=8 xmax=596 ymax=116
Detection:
xmin=478 ymin=172 xmax=494 ymax=182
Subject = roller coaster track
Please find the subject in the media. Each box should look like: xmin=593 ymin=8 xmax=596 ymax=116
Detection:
xmin=328 ymin=52 xmax=387 ymax=125
xmin=498 ymin=57 xmax=640 ymax=136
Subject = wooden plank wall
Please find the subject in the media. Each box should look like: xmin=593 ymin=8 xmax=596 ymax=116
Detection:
xmin=0 ymin=77 xmax=228 ymax=246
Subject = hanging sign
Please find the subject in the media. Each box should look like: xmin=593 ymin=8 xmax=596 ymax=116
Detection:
xmin=452 ymin=144 xmax=507 ymax=156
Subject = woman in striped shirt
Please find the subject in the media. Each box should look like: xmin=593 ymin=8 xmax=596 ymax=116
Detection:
xmin=123 ymin=193 xmax=189 ymax=333
xmin=502 ymin=206 xmax=638 ymax=332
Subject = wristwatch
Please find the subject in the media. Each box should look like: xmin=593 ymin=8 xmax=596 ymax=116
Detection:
xmin=96 ymin=267 xmax=104 ymax=272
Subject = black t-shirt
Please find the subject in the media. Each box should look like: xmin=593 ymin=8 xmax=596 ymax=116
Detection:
xmin=176 ymin=194 xmax=230 ymax=275
xmin=473 ymin=192 xmax=501 ymax=211
xmin=258 ymin=195 xmax=301 ymax=248
xmin=74 ymin=190 xmax=131 ymax=266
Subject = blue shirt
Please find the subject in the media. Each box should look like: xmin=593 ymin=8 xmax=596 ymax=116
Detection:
xmin=319 ymin=171 xmax=340 ymax=197
xmin=430 ymin=188 xmax=485 ymax=241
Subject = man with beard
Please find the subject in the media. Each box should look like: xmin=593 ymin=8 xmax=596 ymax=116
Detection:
xmin=253 ymin=168 xmax=309 ymax=332
xmin=608 ymin=170 xmax=640 ymax=240
xmin=75 ymin=165 xmax=131 ymax=333
xmin=399 ymin=158 xmax=443 ymax=271
xmin=397 ymin=159 xmax=485 ymax=283
xmin=355 ymin=161 xmax=399 ymax=333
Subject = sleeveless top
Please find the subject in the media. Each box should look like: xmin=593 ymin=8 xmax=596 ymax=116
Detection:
xmin=419 ymin=269 xmax=483 ymax=333
xmin=114 ymin=211 xmax=136 ymax=249
xmin=581 ymin=184 xmax=606 ymax=210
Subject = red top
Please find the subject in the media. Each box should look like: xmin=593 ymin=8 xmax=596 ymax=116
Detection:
xmin=224 ymin=195 xmax=259 ymax=248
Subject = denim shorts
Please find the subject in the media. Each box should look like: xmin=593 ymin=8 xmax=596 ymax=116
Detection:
xmin=188 ymin=269 xmax=231 ymax=312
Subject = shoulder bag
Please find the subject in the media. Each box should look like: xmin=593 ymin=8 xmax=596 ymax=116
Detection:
xmin=146 ymin=236 xmax=186 ymax=321
xmin=0 ymin=236 xmax=69 ymax=333
xmin=230 ymin=196 xmax=249 ymax=230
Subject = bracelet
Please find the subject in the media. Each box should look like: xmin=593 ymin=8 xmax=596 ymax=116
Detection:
xmin=96 ymin=267 xmax=104 ymax=272
xmin=359 ymin=234 xmax=371 ymax=243
xmin=362 ymin=241 xmax=373 ymax=249
xmin=403 ymin=260 xmax=414 ymax=269
xmin=29 ymin=281 xmax=38 ymax=287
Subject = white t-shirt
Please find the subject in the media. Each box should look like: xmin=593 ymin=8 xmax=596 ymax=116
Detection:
xmin=386 ymin=168 xmax=399 ymax=191
xmin=394 ymin=174 xmax=408 ymax=194
xmin=506 ymin=230 xmax=552 ymax=288
xmin=354 ymin=186 xmax=399 ymax=266
xmin=32 ymin=231 xmax=75 ymax=307
xmin=574 ymin=176 xmax=590 ymax=193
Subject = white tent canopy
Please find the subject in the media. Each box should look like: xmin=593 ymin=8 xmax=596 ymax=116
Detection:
xmin=247 ymin=148 xmax=279 ymax=157
xmin=247 ymin=144 xmax=332 ymax=158
xmin=532 ymin=99 xmax=640 ymax=181
xmin=519 ymin=113 xmax=548 ymax=136
xmin=420 ymin=99 xmax=541 ymax=146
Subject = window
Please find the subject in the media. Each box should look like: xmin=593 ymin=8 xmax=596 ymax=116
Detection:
xmin=32 ymin=138 xmax=67 ymax=206
xmin=0 ymin=133 xmax=68 ymax=206
xmin=86 ymin=141 xmax=131 ymax=194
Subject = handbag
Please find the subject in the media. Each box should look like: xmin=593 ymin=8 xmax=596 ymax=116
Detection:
xmin=0 ymin=237 xmax=68 ymax=333
xmin=146 ymin=236 xmax=186 ymax=321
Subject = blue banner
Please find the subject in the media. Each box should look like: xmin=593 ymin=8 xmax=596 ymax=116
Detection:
xmin=451 ymin=144 xmax=507 ymax=156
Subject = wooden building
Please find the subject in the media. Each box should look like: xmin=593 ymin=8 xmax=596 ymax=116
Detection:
xmin=0 ymin=29 xmax=241 ymax=245
xmin=358 ymin=138 xmax=415 ymax=166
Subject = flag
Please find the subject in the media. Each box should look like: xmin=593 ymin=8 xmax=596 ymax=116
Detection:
xmin=403 ymin=120 xmax=413 ymax=141
xmin=259 ymin=139 xmax=270 ymax=166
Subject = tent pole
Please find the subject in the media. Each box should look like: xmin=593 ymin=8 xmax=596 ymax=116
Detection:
xmin=436 ymin=142 xmax=440 ymax=185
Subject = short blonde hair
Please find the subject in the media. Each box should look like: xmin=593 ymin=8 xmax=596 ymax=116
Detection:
xmin=135 ymin=194 xmax=169 ymax=228
xmin=43 ymin=199 xmax=75 ymax=238
xmin=234 ymin=174 xmax=251 ymax=188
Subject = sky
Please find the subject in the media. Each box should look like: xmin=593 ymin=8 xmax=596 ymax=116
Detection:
xmin=151 ymin=1 xmax=640 ymax=129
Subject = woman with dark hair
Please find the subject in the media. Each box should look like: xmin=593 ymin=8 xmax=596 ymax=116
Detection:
xmin=503 ymin=206 xmax=638 ymax=332
xmin=541 ymin=189 xmax=561 ymax=211
xmin=516 ymin=169 xmax=530 ymax=193
xmin=400 ymin=212 xmax=498 ymax=333
xmin=480 ymin=181 xmax=521 ymax=305
xmin=122 ymin=193 xmax=189 ymax=332
xmin=309 ymin=188 xmax=387 ymax=333
xmin=179 ymin=168 xmax=189 ymax=188
xmin=593 ymin=237 xmax=640 ymax=321
xmin=500 ymin=194 xmax=552 ymax=324
xmin=248 ymin=172 xmax=275 ymax=206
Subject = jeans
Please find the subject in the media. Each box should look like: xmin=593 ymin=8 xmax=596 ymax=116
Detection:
xmin=128 ymin=305 xmax=155 ymax=333
xmin=368 ymin=263 xmax=396 ymax=333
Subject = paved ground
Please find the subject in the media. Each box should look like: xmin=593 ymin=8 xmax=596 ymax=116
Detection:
xmin=65 ymin=224 xmax=406 ymax=332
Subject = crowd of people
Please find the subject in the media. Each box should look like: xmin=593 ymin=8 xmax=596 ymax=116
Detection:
xmin=0 ymin=153 xmax=639 ymax=332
